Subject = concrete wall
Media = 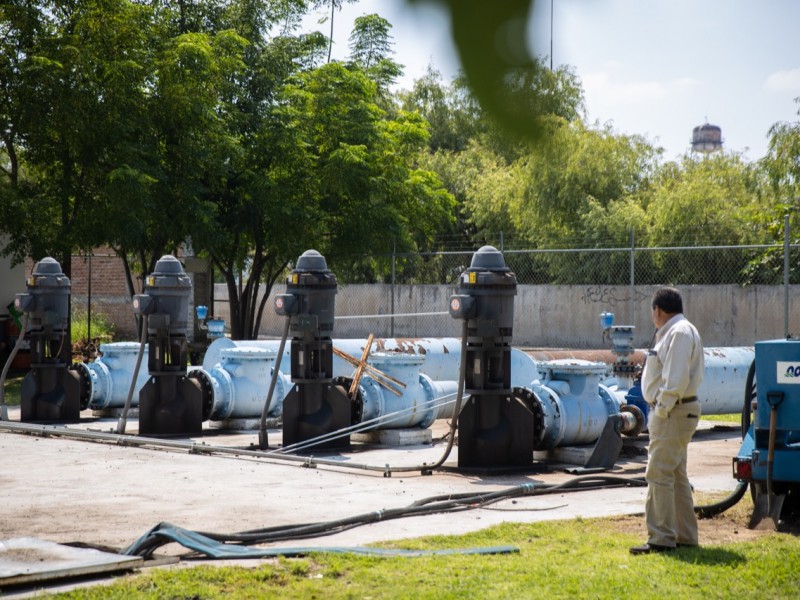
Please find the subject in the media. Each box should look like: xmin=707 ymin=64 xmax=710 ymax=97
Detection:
xmin=214 ymin=283 xmax=798 ymax=348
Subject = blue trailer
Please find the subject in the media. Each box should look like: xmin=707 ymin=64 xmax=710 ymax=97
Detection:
xmin=733 ymin=339 xmax=800 ymax=528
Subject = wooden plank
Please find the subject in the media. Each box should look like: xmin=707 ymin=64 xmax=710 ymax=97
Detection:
xmin=333 ymin=347 xmax=407 ymax=396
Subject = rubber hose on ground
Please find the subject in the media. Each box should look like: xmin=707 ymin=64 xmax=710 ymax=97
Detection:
xmin=694 ymin=359 xmax=755 ymax=519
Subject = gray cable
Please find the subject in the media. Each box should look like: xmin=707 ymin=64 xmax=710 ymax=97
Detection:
xmin=273 ymin=392 xmax=459 ymax=454
xmin=116 ymin=315 xmax=148 ymax=434
xmin=259 ymin=317 xmax=291 ymax=449
xmin=0 ymin=313 xmax=29 ymax=421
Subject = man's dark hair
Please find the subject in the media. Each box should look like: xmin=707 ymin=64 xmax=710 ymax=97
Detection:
xmin=652 ymin=287 xmax=683 ymax=314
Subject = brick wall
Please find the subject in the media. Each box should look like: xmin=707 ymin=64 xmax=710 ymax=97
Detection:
xmin=69 ymin=250 xmax=141 ymax=339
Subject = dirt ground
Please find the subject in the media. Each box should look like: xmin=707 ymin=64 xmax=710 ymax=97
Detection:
xmin=611 ymin=504 xmax=769 ymax=546
xmin=3 ymin=412 xmax=800 ymax=599
xmin=0 ymin=416 xmax=779 ymax=550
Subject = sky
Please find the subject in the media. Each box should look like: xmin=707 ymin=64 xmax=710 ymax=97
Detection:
xmin=303 ymin=0 xmax=800 ymax=161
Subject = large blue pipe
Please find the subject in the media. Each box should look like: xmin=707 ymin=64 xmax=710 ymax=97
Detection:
xmin=348 ymin=353 xmax=459 ymax=429
xmin=190 ymin=346 xmax=293 ymax=421
xmin=81 ymin=339 xmax=754 ymax=447
xmin=203 ymin=337 xmax=541 ymax=389
xmin=86 ymin=343 xmax=150 ymax=410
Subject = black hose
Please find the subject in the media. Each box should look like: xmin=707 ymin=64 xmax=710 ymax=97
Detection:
xmin=420 ymin=319 xmax=469 ymax=472
xmin=125 ymin=476 xmax=649 ymax=557
xmin=695 ymin=480 xmax=749 ymax=519
xmin=741 ymin=358 xmax=755 ymax=438
xmin=693 ymin=358 xmax=755 ymax=519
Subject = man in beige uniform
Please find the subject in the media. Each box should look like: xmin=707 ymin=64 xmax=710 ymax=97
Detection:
xmin=630 ymin=287 xmax=704 ymax=555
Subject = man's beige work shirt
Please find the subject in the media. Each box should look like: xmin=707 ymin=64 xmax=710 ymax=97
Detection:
xmin=641 ymin=314 xmax=704 ymax=419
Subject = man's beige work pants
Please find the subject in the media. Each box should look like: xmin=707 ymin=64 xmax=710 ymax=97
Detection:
xmin=645 ymin=401 xmax=701 ymax=547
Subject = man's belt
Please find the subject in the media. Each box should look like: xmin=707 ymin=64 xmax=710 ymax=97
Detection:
xmin=676 ymin=396 xmax=698 ymax=405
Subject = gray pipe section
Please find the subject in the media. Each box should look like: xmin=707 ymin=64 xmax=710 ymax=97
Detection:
xmin=696 ymin=346 xmax=754 ymax=414
xmin=532 ymin=360 xmax=621 ymax=449
xmin=86 ymin=343 xmax=150 ymax=409
xmin=80 ymin=340 xmax=753 ymax=447
xmin=601 ymin=346 xmax=754 ymax=416
xmin=189 ymin=346 xmax=294 ymax=421
xmin=199 ymin=348 xmax=458 ymax=428
xmin=351 ymin=353 xmax=458 ymax=430
xmin=205 ymin=338 xmax=753 ymax=415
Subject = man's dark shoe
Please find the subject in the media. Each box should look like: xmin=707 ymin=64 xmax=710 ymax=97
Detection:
xmin=629 ymin=543 xmax=674 ymax=555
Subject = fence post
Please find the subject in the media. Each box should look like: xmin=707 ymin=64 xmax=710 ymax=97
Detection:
xmin=629 ymin=228 xmax=635 ymax=326
xmin=87 ymin=253 xmax=92 ymax=342
xmin=785 ymin=214 xmax=790 ymax=338
xmin=391 ymin=239 xmax=396 ymax=337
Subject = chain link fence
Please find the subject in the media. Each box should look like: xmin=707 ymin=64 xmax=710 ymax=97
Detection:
xmin=246 ymin=238 xmax=800 ymax=349
xmin=71 ymin=235 xmax=800 ymax=351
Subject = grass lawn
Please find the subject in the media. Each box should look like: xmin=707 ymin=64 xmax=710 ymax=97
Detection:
xmin=703 ymin=413 xmax=741 ymax=424
xmin=48 ymin=494 xmax=797 ymax=599
xmin=2 ymin=385 xmax=777 ymax=598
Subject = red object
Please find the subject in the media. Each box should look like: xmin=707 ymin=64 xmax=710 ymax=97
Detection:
xmin=733 ymin=457 xmax=752 ymax=482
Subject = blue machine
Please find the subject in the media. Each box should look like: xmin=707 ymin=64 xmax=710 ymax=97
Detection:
xmin=734 ymin=339 xmax=800 ymax=527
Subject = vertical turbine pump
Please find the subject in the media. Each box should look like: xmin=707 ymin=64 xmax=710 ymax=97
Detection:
xmin=276 ymin=250 xmax=351 ymax=449
xmin=133 ymin=255 xmax=204 ymax=435
xmin=15 ymin=257 xmax=88 ymax=422
xmin=449 ymin=246 xmax=539 ymax=469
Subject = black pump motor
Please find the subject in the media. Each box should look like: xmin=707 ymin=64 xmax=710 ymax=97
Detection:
xmin=449 ymin=246 xmax=537 ymax=469
xmin=133 ymin=255 xmax=204 ymax=435
xmin=276 ymin=250 xmax=350 ymax=449
xmin=15 ymin=257 xmax=88 ymax=422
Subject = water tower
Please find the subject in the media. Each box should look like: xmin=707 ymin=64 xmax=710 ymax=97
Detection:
xmin=691 ymin=122 xmax=723 ymax=153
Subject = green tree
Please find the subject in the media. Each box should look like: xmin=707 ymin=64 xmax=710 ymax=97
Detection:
xmin=289 ymin=61 xmax=455 ymax=280
xmin=463 ymin=119 xmax=658 ymax=246
xmin=645 ymin=152 xmax=765 ymax=284
xmin=735 ymin=109 xmax=800 ymax=284
xmin=405 ymin=0 xmax=560 ymax=142
xmin=0 ymin=0 xmax=158 ymax=275
xmin=106 ymin=27 xmax=249 ymax=296
xmin=399 ymin=57 xmax=585 ymax=262
xmin=645 ymin=153 xmax=762 ymax=247
xmin=311 ymin=0 xmax=358 ymax=62
xmin=347 ymin=13 xmax=402 ymax=94
xmin=399 ymin=68 xmax=482 ymax=154
xmin=762 ymin=100 xmax=800 ymax=200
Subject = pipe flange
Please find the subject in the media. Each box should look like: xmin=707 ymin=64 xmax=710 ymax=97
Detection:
xmin=70 ymin=362 xmax=93 ymax=410
xmin=620 ymin=404 xmax=645 ymax=437
xmin=512 ymin=387 xmax=545 ymax=448
xmin=187 ymin=369 xmax=215 ymax=421
xmin=333 ymin=376 xmax=361 ymax=425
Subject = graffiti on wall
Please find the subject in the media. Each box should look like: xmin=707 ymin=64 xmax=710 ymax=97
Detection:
xmin=581 ymin=286 xmax=650 ymax=306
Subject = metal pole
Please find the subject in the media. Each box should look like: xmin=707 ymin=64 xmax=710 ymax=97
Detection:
xmin=391 ymin=239 xmax=396 ymax=337
xmin=630 ymin=228 xmax=635 ymax=326
xmin=550 ymin=0 xmax=554 ymax=70
xmin=500 ymin=231 xmax=504 ymax=252
xmin=87 ymin=253 xmax=92 ymax=342
xmin=785 ymin=214 xmax=790 ymax=338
